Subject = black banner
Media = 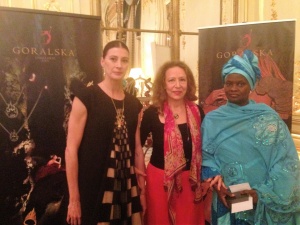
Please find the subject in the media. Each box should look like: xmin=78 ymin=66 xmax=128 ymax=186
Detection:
xmin=198 ymin=20 xmax=295 ymax=129
xmin=0 ymin=7 xmax=101 ymax=224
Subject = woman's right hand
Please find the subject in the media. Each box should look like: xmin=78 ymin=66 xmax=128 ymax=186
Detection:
xmin=214 ymin=185 xmax=234 ymax=208
xmin=207 ymin=175 xmax=234 ymax=208
xmin=206 ymin=175 xmax=226 ymax=190
xmin=66 ymin=201 xmax=81 ymax=225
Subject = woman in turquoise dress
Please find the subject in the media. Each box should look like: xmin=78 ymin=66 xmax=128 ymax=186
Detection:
xmin=201 ymin=50 xmax=300 ymax=225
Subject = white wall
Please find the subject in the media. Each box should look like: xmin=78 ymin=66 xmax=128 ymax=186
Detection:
xmin=180 ymin=0 xmax=220 ymax=88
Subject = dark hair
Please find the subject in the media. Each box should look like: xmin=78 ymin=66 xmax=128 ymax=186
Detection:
xmin=102 ymin=40 xmax=129 ymax=58
xmin=152 ymin=60 xmax=198 ymax=113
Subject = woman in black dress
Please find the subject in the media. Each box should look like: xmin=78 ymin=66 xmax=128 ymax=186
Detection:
xmin=65 ymin=40 xmax=146 ymax=225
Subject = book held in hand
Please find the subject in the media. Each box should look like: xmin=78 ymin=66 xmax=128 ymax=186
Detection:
xmin=227 ymin=182 xmax=253 ymax=213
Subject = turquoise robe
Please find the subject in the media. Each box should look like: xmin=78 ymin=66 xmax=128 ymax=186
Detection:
xmin=201 ymin=100 xmax=300 ymax=225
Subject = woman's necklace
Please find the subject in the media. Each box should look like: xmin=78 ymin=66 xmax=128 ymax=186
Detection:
xmin=0 ymin=86 xmax=25 ymax=119
xmin=172 ymin=106 xmax=185 ymax=120
xmin=174 ymin=113 xmax=179 ymax=119
xmin=0 ymin=88 xmax=44 ymax=142
xmin=110 ymin=97 xmax=125 ymax=129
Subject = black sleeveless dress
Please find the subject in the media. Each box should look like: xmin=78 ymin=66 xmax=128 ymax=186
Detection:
xmin=74 ymin=85 xmax=143 ymax=225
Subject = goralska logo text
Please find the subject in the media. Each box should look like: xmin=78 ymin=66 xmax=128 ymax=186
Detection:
xmin=11 ymin=26 xmax=75 ymax=57
xmin=216 ymin=49 xmax=273 ymax=59
xmin=215 ymin=31 xmax=274 ymax=59
xmin=12 ymin=47 xmax=75 ymax=56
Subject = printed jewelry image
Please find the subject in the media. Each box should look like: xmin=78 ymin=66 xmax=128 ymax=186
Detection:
xmin=0 ymin=86 xmax=25 ymax=119
xmin=0 ymin=87 xmax=44 ymax=142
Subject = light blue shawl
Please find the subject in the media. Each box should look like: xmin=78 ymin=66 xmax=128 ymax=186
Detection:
xmin=201 ymin=100 xmax=300 ymax=225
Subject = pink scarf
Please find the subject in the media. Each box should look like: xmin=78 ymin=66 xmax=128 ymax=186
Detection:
xmin=163 ymin=101 xmax=202 ymax=225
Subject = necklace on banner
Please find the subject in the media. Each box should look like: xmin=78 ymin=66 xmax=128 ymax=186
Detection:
xmin=0 ymin=86 xmax=25 ymax=119
xmin=0 ymin=88 xmax=44 ymax=142
xmin=110 ymin=97 xmax=125 ymax=129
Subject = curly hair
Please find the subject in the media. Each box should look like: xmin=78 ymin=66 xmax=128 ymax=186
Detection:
xmin=152 ymin=60 xmax=198 ymax=113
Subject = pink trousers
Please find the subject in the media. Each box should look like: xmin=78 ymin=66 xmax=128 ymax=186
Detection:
xmin=145 ymin=163 xmax=205 ymax=225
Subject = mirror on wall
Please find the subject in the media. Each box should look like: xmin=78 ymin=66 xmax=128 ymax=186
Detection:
xmin=100 ymin=0 xmax=172 ymax=70
xmin=100 ymin=0 xmax=173 ymax=104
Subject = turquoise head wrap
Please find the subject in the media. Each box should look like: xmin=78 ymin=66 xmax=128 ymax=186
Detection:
xmin=221 ymin=50 xmax=261 ymax=89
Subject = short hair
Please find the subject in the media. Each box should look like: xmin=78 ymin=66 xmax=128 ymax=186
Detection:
xmin=102 ymin=40 xmax=129 ymax=58
xmin=152 ymin=61 xmax=198 ymax=113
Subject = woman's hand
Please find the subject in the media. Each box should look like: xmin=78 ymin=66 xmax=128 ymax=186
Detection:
xmin=205 ymin=175 xmax=234 ymax=208
xmin=135 ymin=167 xmax=147 ymax=177
xmin=214 ymin=185 xmax=234 ymax=208
xmin=134 ymin=167 xmax=147 ymax=216
xmin=140 ymin=193 xmax=147 ymax=217
xmin=66 ymin=201 xmax=81 ymax=225
xmin=206 ymin=175 xmax=227 ymax=190
xmin=239 ymin=189 xmax=258 ymax=204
